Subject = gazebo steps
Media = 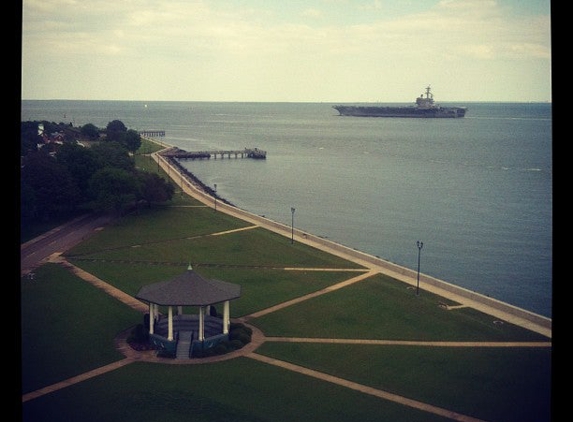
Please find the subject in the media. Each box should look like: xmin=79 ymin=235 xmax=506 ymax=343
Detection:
xmin=176 ymin=331 xmax=193 ymax=359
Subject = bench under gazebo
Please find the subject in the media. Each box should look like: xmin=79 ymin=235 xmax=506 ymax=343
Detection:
xmin=135 ymin=265 xmax=241 ymax=359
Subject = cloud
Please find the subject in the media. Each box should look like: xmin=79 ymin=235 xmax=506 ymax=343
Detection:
xmin=22 ymin=0 xmax=551 ymax=101
xmin=301 ymin=8 xmax=323 ymax=18
xmin=23 ymin=0 xmax=548 ymax=60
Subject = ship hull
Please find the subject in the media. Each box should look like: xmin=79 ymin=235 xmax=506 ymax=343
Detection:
xmin=333 ymin=105 xmax=467 ymax=118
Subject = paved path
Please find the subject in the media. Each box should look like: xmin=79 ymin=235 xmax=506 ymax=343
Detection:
xmin=243 ymin=270 xmax=376 ymax=319
xmin=154 ymin=150 xmax=551 ymax=339
xmin=263 ymin=337 xmax=552 ymax=347
xmin=247 ymin=353 xmax=488 ymax=422
xmin=22 ymin=359 xmax=134 ymax=403
xmin=21 ymin=147 xmax=552 ymax=421
xmin=24 ymin=251 xmax=550 ymax=422
xmin=20 ymin=213 xmax=116 ymax=276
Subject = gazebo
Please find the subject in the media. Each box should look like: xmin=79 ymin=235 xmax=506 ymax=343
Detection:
xmin=135 ymin=265 xmax=241 ymax=358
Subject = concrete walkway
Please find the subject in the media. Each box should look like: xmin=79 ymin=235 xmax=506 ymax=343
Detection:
xmin=154 ymin=149 xmax=552 ymax=339
xmin=25 ymin=251 xmax=550 ymax=422
xmin=247 ymin=353 xmax=488 ymax=422
xmin=243 ymin=270 xmax=376 ymax=319
xmin=21 ymin=146 xmax=552 ymax=421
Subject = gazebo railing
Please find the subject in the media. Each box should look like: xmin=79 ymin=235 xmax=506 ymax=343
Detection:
xmin=154 ymin=314 xmax=224 ymax=338
xmin=150 ymin=314 xmax=229 ymax=358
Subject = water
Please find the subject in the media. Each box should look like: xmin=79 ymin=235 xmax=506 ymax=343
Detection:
xmin=21 ymin=100 xmax=552 ymax=318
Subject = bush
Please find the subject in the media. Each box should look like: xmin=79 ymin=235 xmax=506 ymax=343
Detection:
xmin=228 ymin=339 xmax=244 ymax=350
xmin=191 ymin=324 xmax=253 ymax=358
xmin=212 ymin=343 xmax=229 ymax=355
xmin=230 ymin=322 xmax=252 ymax=336
xmin=232 ymin=332 xmax=251 ymax=345
xmin=156 ymin=349 xmax=176 ymax=359
xmin=193 ymin=343 xmax=227 ymax=358
xmin=128 ymin=324 xmax=149 ymax=343
xmin=229 ymin=323 xmax=252 ymax=346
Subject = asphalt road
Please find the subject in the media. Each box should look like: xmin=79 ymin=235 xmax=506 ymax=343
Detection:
xmin=20 ymin=213 xmax=116 ymax=276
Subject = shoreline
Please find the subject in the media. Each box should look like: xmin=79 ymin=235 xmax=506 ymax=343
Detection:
xmin=146 ymin=139 xmax=551 ymax=338
xmin=164 ymin=152 xmax=235 ymax=206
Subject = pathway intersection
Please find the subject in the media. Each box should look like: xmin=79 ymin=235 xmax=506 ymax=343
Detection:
xmin=21 ymin=147 xmax=552 ymax=421
xmin=23 ymin=247 xmax=550 ymax=422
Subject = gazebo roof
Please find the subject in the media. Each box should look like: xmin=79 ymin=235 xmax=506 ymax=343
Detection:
xmin=135 ymin=266 xmax=241 ymax=306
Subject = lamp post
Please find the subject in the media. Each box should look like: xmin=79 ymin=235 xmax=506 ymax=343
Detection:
xmin=291 ymin=207 xmax=296 ymax=244
xmin=416 ymin=240 xmax=423 ymax=296
xmin=213 ymin=184 xmax=217 ymax=211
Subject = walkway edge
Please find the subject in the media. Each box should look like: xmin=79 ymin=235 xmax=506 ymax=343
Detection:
xmin=247 ymin=353 xmax=487 ymax=422
xmin=152 ymin=149 xmax=552 ymax=338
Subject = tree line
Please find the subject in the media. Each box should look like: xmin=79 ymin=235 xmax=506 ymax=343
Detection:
xmin=21 ymin=119 xmax=175 ymax=227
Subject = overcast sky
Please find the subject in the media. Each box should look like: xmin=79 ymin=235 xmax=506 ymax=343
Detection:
xmin=21 ymin=0 xmax=551 ymax=102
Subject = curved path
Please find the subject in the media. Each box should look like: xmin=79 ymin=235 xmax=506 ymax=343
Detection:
xmin=23 ymin=253 xmax=550 ymax=422
xmin=153 ymin=149 xmax=551 ymax=339
xmin=21 ymin=146 xmax=551 ymax=422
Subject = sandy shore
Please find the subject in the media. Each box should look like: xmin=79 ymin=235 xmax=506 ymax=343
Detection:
xmin=148 ymin=143 xmax=551 ymax=339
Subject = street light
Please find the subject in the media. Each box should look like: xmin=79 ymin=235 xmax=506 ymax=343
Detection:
xmin=416 ymin=240 xmax=423 ymax=296
xmin=291 ymin=207 xmax=296 ymax=244
xmin=213 ymin=184 xmax=217 ymax=211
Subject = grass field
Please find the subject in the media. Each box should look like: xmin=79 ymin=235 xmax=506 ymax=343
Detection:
xmin=20 ymin=147 xmax=551 ymax=422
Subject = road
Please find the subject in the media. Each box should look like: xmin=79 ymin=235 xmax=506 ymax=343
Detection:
xmin=20 ymin=213 xmax=116 ymax=276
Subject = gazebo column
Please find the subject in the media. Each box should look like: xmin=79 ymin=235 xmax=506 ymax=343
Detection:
xmin=177 ymin=305 xmax=183 ymax=315
xmin=168 ymin=306 xmax=174 ymax=341
xmin=149 ymin=303 xmax=155 ymax=334
xmin=223 ymin=300 xmax=230 ymax=334
xmin=199 ymin=306 xmax=205 ymax=341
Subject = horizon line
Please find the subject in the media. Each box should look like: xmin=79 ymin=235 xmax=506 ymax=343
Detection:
xmin=21 ymin=98 xmax=552 ymax=104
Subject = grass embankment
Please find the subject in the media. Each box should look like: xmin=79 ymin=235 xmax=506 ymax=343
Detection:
xmin=21 ymin=146 xmax=551 ymax=422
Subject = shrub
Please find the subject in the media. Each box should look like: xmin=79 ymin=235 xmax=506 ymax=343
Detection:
xmin=229 ymin=323 xmax=252 ymax=346
xmin=212 ymin=343 xmax=229 ymax=355
xmin=156 ymin=349 xmax=176 ymax=359
xmin=128 ymin=324 xmax=149 ymax=343
xmin=230 ymin=322 xmax=252 ymax=336
xmin=228 ymin=339 xmax=244 ymax=350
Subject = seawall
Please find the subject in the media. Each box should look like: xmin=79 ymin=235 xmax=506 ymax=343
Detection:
xmin=146 ymin=140 xmax=551 ymax=338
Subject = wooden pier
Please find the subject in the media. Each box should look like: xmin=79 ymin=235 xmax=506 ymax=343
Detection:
xmin=161 ymin=147 xmax=266 ymax=160
xmin=139 ymin=130 xmax=165 ymax=137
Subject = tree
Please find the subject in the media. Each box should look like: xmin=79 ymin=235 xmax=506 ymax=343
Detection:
xmin=123 ymin=129 xmax=142 ymax=153
xmin=137 ymin=172 xmax=175 ymax=206
xmin=20 ymin=121 xmax=42 ymax=156
xmin=105 ymin=120 xmax=127 ymax=142
xmin=20 ymin=180 xmax=38 ymax=223
xmin=21 ymin=151 xmax=81 ymax=220
xmin=91 ymin=141 xmax=135 ymax=171
xmin=88 ymin=167 xmax=139 ymax=215
xmin=80 ymin=123 xmax=100 ymax=140
xmin=56 ymin=142 xmax=102 ymax=202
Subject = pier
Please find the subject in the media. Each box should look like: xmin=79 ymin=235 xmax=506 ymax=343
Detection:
xmin=139 ymin=130 xmax=165 ymax=137
xmin=161 ymin=147 xmax=266 ymax=160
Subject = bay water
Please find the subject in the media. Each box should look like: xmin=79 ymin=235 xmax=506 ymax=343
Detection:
xmin=21 ymin=100 xmax=552 ymax=318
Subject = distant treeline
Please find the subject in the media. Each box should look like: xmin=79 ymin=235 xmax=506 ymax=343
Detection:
xmin=20 ymin=119 xmax=175 ymax=235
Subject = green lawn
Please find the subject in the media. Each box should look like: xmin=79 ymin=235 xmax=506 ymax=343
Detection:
xmin=252 ymin=273 xmax=549 ymax=342
xmin=256 ymin=343 xmax=551 ymax=422
xmin=20 ymin=153 xmax=551 ymax=422
xmin=22 ymin=360 xmax=452 ymax=422
xmin=20 ymin=264 xmax=140 ymax=393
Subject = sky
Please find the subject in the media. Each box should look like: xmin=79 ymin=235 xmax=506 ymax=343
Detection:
xmin=21 ymin=0 xmax=552 ymax=102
